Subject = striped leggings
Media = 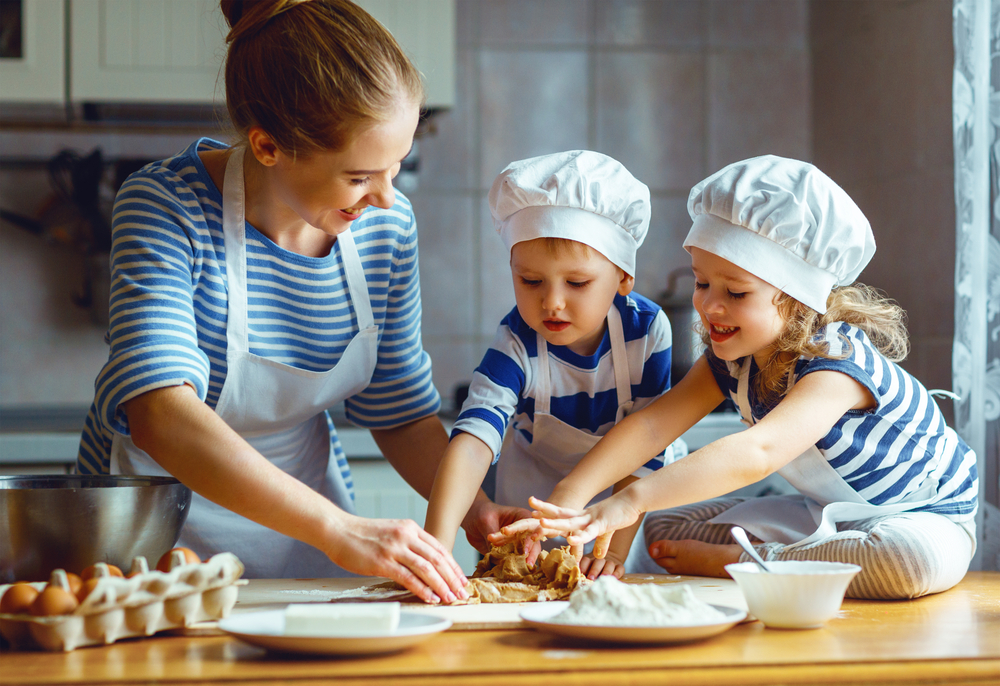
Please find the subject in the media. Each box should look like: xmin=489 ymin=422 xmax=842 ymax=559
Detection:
xmin=642 ymin=497 xmax=976 ymax=600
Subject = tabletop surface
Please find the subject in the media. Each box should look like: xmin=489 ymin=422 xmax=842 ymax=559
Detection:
xmin=3 ymin=572 xmax=999 ymax=686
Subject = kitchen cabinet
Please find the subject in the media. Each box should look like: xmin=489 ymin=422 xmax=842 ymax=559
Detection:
xmin=63 ymin=0 xmax=454 ymax=107
xmin=0 ymin=0 xmax=66 ymax=103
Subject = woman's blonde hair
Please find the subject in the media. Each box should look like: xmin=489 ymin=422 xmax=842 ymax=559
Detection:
xmin=703 ymin=284 xmax=910 ymax=405
xmin=220 ymin=0 xmax=424 ymax=157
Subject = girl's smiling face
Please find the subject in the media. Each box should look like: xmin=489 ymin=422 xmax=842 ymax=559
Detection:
xmin=511 ymin=239 xmax=633 ymax=356
xmin=689 ymin=247 xmax=788 ymax=366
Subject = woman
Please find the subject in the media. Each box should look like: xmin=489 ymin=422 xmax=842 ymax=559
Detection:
xmin=77 ymin=0 xmax=507 ymax=603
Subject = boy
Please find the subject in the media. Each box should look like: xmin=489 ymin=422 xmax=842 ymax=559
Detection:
xmin=425 ymin=151 xmax=684 ymax=578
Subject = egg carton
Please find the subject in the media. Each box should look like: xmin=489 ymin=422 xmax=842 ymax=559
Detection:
xmin=0 ymin=552 xmax=247 ymax=652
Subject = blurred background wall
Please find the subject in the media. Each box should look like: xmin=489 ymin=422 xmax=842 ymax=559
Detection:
xmin=0 ymin=0 xmax=955 ymax=422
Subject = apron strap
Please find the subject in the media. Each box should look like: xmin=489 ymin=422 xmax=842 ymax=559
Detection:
xmin=605 ymin=304 xmax=631 ymax=409
xmin=735 ymin=357 xmax=754 ymax=426
xmin=535 ymin=337 xmax=551 ymax=415
xmin=222 ymin=146 xmax=250 ymax=351
xmin=334 ymin=229 xmax=374 ymax=331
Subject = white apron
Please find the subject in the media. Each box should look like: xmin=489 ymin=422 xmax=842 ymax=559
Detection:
xmin=495 ymin=306 xmax=633 ymax=530
xmin=708 ymin=358 xmax=940 ymax=549
xmin=110 ymin=147 xmax=379 ymax=577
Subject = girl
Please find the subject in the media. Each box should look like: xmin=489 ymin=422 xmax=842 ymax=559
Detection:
xmin=498 ymin=155 xmax=979 ymax=599
xmin=73 ymin=0 xmax=507 ymax=603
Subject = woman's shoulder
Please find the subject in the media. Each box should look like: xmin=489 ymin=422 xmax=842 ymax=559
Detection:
xmin=116 ymin=138 xmax=224 ymax=213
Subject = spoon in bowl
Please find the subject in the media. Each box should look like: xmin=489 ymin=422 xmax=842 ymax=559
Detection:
xmin=730 ymin=526 xmax=772 ymax=572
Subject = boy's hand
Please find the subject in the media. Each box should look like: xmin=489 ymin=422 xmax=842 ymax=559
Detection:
xmin=529 ymin=494 xmax=642 ymax=560
xmin=462 ymin=499 xmax=534 ymax=555
xmin=580 ymin=552 xmax=626 ymax=580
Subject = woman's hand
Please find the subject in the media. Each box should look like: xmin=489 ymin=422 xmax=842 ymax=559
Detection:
xmin=529 ymin=494 xmax=642 ymax=560
xmin=326 ymin=514 xmax=468 ymax=605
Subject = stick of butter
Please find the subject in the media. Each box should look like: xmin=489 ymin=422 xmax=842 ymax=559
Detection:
xmin=283 ymin=602 xmax=401 ymax=636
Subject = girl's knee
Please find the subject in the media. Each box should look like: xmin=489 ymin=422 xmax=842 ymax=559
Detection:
xmin=848 ymin=516 xmax=971 ymax=599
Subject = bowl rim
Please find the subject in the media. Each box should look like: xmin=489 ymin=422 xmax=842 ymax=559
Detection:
xmin=0 ymin=475 xmax=186 ymax=490
xmin=725 ymin=561 xmax=862 ymax=576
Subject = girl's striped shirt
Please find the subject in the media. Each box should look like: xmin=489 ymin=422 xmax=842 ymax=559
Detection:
xmin=708 ymin=322 xmax=979 ymax=524
xmin=77 ymin=138 xmax=441 ymax=484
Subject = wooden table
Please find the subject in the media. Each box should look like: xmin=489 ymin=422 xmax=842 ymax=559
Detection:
xmin=3 ymin=572 xmax=999 ymax=686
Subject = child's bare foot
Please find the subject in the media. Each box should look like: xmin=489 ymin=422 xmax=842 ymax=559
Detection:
xmin=647 ymin=539 xmax=742 ymax=577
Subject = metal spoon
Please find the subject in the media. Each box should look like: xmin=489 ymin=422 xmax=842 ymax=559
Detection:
xmin=730 ymin=526 xmax=772 ymax=572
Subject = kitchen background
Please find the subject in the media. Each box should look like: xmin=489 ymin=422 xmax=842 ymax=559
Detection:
xmin=1 ymin=0 xmax=994 ymax=571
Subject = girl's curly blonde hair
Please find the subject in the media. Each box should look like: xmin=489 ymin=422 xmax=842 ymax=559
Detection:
xmin=703 ymin=284 xmax=910 ymax=406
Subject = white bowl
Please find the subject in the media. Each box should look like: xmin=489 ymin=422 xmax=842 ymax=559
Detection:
xmin=725 ymin=560 xmax=861 ymax=629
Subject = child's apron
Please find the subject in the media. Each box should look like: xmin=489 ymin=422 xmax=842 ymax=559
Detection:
xmin=110 ymin=147 xmax=379 ymax=577
xmin=495 ymin=305 xmax=633 ymax=517
xmin=707 ymin=357 xmax=941 ymax=549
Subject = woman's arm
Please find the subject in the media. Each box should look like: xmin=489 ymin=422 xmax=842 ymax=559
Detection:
xmin=532 ymin=368 xmax=874 ymax=555
xmin=126 ymin=385 xmax=468 ymax=603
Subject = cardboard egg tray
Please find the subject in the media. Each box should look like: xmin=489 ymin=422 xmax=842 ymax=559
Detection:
xmin=0 ymin=552 xmax=247 ymax=652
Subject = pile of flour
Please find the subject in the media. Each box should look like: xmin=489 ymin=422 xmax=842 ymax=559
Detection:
xmin=553 ymin=577 xmax=727 ymax=626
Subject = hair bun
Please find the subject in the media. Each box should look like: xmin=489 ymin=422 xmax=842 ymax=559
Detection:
xmin=221 ymin=0 xmax=306 ymax=44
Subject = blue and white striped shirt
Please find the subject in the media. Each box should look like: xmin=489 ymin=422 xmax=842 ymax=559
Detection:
xmin=708 ymin=322 xmax=978 ymax=523
xmin=452 ymin=293 xmax=677 ymax=475
xmin=77 ymin=138 xmax=441 ymax=479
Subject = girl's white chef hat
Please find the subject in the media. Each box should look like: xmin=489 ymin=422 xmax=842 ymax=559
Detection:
xmin=488 ymin=150 xmax=650 ymax=276
xmin=684 ymin=155 xmax=876 ymax=314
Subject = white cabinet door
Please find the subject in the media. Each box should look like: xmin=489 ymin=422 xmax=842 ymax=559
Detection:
xmin=68 ymin=0 xmax=454 ymax=107
xmin=69 ymin=0 xmax=228 ymax=103
xmin=0 ymin=0 xmax=66 ymax=103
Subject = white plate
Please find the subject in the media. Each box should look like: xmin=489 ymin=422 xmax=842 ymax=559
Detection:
xmin=520 ymin=602 xmax=746 ymax=645
xmin=218 ymin=609 xmax=452 ymax=656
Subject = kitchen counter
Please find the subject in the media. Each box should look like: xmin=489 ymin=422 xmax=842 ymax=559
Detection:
xmin=3 ymin=572 xmax=998 ymax=685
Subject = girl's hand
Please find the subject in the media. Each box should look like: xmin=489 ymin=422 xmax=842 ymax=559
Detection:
xmin=529 ymin=494 xmax=642 ymax=560
xmin=327 ymin=514 xmax=468 ymax=605
xmin=487 ymin=516 xmax=565 ymax=565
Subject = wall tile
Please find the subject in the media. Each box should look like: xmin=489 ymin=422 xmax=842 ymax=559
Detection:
xmin=848 ymin=172 xmax=956 ymax=340
xmin=634 ymin=194 xmax=693 ymax=301
xmin=707 ymin=52 xmax=811 ymax=171
xmin=409 ymin=193 xmax=476 ymax=338
xmin=707 ymin=0 xmax=807 ymax=49
xmin=0 ymin=225 xmax=109 ymax=406
xmin=422 ymin=337 xmax=481 ymax=410
xmin=595 ymin=0 xmax=705 ymax=48
xmin=416 ymin=48 xmax=476 ymax=190
xmin=477 ymin=196 xmax=517 ymax=338
xmin=455 ymin=0 xmax=479 ymax=47
xmin=479 ymin=50 xmax=590 ymax=185
xmin=479 ymin=0 xmax=592 ymax=46
xmin=595 ymin=52 xmax=706 ymax=192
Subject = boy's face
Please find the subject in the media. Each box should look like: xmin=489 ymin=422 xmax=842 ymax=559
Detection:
xmin=510 ymin=239 xmax=633 ymax=356
xmin=689 ymin=247 xmax=787 ymax=367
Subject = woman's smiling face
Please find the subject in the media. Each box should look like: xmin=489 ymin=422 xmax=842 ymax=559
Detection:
xmin=689 ymin=247 xmax=788 ymax=366
xmin=255 ymin=100 xmax=420 ymax=239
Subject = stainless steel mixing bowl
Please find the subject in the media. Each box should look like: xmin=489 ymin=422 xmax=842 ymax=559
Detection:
xmin=0 ymin=475 xmax=191 ymax=583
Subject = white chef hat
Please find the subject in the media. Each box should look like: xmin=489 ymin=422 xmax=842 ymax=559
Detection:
xmin=488 ymin=150 xmax=650 ymax=276
xmin=684 ymin=155 xmax=875 ymax=314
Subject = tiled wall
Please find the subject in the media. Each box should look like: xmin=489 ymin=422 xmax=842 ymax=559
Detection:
xmin=0 ymin=0 xmax=814 ymax=409
xmin=412 ymin=0 xmax=811 ymax=405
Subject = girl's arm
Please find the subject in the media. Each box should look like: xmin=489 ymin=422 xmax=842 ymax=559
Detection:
xmin=491 ymin=355 xmax=724 ymax=554
xmin=578 ymin=476 xmax=642 ymax=579
xmin=550 ymin=356 xmax=725 ymax=510
xmin=125 ymin=384 xmax=469 ymax=604
xmin=533 ymin=368 xmax=874 ymax=557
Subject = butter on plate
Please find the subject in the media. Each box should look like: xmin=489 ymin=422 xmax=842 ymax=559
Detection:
xmin=283 ymin=602 xmax=401 ymax=636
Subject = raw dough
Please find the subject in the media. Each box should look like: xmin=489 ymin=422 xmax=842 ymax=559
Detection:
xmin=334 ymin=543 xmax=588 ymax=605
